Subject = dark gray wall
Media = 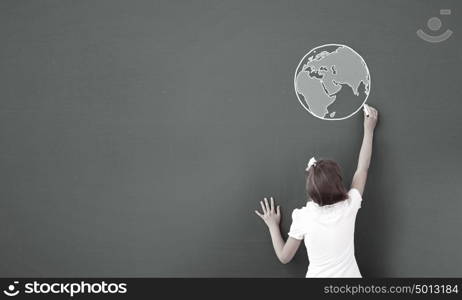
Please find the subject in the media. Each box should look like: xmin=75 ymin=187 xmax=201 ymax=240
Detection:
xmin=0 ymin=0 xmax=461 ymax=277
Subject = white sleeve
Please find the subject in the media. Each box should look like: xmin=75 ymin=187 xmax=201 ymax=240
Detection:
xmin=288 ymin=209 xmax=305 ymax=240
xmin=348 ymin=188 xmax=363 ymax=209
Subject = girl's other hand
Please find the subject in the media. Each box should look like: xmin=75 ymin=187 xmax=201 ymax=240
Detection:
xmin=364 ymin=104 xmax=378 ymax=132
xmin=255 ymin=197 xmax=281 ymax=228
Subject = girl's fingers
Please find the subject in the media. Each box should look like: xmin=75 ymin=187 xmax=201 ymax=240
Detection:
xmin=264 ymin=197 xmax=270 ymax=212
xmin=277 ymin=205 xmax=280 ymax=216
xmin=260 ymin=201 xmax=266 ymax=214
xmin=255 ymin=210 xmax=263 ymax=218
xmin=371 ymin=107 xmax=377 ymax=117
xmin=270 ymin=197 xmax=275 ymax=212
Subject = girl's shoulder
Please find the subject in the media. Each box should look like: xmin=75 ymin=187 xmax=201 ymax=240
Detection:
xmin=292 ymin=202 xmax=316 ymax=218
xmin=346 ymin=188 xmax=363 ymax=209
xmin=291 ymin=205 xmax=309 ymax=218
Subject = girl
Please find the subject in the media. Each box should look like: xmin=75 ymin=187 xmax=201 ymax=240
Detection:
xmin=255 ymin=105 xmax=378 ymax=277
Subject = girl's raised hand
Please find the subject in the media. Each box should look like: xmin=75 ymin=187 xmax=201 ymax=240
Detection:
xmin=364 ymin=104 xmax=378 ymax=132
xmin=255 ymin=197 xmax=281 ymax=228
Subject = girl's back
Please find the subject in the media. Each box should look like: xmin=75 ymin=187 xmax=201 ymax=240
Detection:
xmin=289 ymin=189 xmax=362 ymax=277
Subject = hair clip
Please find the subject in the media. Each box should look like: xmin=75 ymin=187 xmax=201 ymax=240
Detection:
xmin=306 ymin=157 xmax=317 ymax=171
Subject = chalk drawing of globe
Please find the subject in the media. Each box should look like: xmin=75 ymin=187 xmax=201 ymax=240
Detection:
xmin=294 ymin=44 xmax=371 ymax=120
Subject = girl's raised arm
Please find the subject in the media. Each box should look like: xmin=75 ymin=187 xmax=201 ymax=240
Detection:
xmin=351 ymin=105 xmax=378 ymax=195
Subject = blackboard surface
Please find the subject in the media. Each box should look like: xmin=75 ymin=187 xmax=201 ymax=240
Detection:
xmin=0 ymin=0 xmax=461 ymax=277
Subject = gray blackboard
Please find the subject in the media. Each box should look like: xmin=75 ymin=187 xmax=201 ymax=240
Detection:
xmin=0 ymin=0 xmax=461 ymax=277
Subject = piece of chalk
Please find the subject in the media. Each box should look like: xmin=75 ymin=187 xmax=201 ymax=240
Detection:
xmin=363 ymin=104 xmax=370 ymax=117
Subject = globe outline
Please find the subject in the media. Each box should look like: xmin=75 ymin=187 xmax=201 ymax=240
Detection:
xmin=293 ymin=43 xmax=371 ymax=121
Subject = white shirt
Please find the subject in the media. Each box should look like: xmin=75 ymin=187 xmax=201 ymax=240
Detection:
xmin=288 ymin=188 xmax=362 ymax=278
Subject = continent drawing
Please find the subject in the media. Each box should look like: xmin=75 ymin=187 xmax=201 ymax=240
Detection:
xmin=294 ymin=44 xmax=371 ymax=120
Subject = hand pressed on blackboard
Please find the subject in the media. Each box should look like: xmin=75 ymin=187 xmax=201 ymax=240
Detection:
xmin=255 ymin=197 xmax=302 ymax=264
xmin=255 ymin=197 xmax=280 ymax=228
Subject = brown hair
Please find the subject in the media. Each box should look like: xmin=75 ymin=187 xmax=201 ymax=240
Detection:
xmin=305 ymin=159 xmax=348 ymax=206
